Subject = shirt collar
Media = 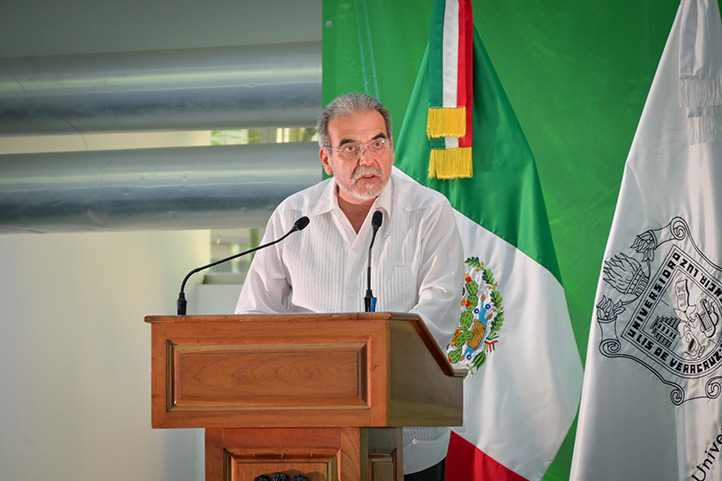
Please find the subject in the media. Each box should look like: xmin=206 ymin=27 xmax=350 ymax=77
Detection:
xmin=310 ymin=177 xmax=338 ymax=217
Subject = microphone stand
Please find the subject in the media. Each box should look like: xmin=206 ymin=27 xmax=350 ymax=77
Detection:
xmin=176 ymin=217 xmax=309 ymax=315
xmin=364 ymin=211 xmax=383 ymax=312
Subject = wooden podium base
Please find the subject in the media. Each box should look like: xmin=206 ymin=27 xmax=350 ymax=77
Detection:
xmin=146 ymin=314 xmax=463 ymax=481
xmin=206 ymin=427 xmax=402 ymax=481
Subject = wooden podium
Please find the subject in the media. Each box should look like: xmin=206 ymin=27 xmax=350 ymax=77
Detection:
xmin=145 ymin=312 xmax=464 ymax=481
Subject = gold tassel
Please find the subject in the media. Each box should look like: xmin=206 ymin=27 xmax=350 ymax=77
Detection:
xmin=429 ymin=148 xmax=473 ymax=179
xmin=427 ymin=107 xmax=467 ymax=138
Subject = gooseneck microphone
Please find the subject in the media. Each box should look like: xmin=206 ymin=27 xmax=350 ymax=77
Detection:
xmin=176 ymin=216 xmax=310 ymax=315
xmin=364 ymin=210 xmax=383 ymax=312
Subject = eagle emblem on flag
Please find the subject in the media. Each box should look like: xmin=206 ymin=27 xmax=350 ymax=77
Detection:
xmin=447 ymin=256 xmax=504 ymax=375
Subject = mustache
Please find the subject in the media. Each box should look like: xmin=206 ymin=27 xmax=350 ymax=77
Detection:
xmin=352 ymin=167 xmax=383 ymax=181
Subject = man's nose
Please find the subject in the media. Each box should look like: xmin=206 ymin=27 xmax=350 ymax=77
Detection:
xmin=357 ymin=145 xmax=375 ymax=165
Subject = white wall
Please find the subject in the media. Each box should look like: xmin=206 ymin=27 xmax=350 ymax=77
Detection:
xmin=194 ymin=283 xmax=243 ymax=314
xmin=0 ymin=2 xmax=318 ymax=479
xmin=0 ymin=230 xmax=209 ymax=481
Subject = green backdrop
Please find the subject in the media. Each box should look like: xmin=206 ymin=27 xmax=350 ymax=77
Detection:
xmin=321 ymin=1 xmax=680 ymax=479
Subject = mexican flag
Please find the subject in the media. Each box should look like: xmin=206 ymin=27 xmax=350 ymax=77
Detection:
xmin=570 ymin=0 xmax=722 ymax=479
xmin=393 ymin=5 xmax=583 ymax=480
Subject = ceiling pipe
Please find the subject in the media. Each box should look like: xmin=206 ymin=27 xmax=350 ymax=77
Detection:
xmin=0 ymin=142 xmax=321 ymax=233
xmin=0 ymin=42 xmax=321 ymax=135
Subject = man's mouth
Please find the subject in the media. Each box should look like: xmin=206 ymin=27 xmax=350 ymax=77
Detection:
xmin=353 ymin=168 xmax=382 ymax=182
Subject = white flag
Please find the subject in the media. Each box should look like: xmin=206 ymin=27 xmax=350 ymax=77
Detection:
xmin=571 ymin=1 xmax=722 ymax=480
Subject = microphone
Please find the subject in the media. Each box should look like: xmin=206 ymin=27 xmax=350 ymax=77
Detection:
xmin=364 ymin=210 xmax=383 ymax=312
xmin=176 ymin=216 xmax=310 ymax=315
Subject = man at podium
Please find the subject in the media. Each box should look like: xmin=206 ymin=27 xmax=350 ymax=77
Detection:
xmin=236 ymin=93 xmax=464 ymax=481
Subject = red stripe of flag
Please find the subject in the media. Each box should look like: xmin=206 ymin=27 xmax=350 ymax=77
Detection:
xmin=446 ymin=431 xmax=529 ymax=481
xmin=457 ymin=0 xmax=473 ymax=148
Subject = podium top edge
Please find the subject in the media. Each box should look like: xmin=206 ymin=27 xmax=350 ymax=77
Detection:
xmin=144 ymin=312 xmax=421 ymax=324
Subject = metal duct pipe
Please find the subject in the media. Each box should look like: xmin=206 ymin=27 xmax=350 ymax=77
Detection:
xmin=0 ymin=142 xmax=321 ymax=233
xmin=0 ymin=42 xmax=321 ymax=135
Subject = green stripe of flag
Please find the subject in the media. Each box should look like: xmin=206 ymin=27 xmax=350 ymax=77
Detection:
xmin=427 ymin=0 xmax=447 ymax=109
xmin=396 ymin=29 xmax=562 ymax=283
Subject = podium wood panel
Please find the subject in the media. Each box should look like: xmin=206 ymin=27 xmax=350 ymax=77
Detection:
xmin=172 ymin=342 xmax=368 ymax=407
xmin=146 ymin=312 xmax=463 ymax=430
xmin=205 ymin=427 xmax=362 ymax=481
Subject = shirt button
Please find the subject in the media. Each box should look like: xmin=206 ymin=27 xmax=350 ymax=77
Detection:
xmin=411 ymin=439 xmax=417 ymax=444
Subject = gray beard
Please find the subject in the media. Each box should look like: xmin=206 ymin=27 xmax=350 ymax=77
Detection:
xmin=338 ymin=167 xmax=385 ymax=201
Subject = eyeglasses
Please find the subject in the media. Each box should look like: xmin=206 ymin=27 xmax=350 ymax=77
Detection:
xmin=324 ymin=137 xmax=391 ymax=160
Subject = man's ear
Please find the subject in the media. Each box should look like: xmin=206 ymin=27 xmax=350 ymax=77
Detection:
xmin=319 ymin=148 xmax=333 ymax=175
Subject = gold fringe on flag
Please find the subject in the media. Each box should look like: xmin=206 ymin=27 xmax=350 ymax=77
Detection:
xmin=427 ymin=107 xmax=467 ymax=138
xmin=429 ymin=147 xmax=473 ymax=179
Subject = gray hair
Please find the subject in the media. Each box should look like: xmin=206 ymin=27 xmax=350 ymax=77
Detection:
xmin=317 ymin=93 xmax=392 ymax=148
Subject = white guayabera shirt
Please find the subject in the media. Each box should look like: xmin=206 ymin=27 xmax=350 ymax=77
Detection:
xmin=236 ymin=169 xmax=464 ymax=474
